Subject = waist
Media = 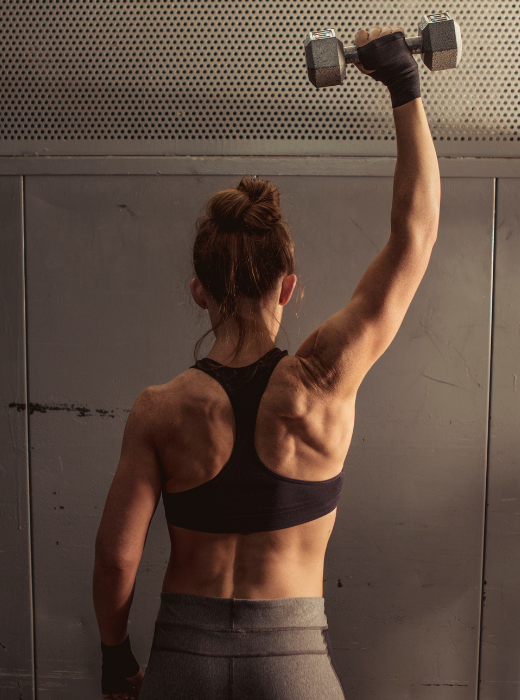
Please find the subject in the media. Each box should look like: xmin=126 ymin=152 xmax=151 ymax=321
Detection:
xmin=151 ymin=592 xmax=330 ymax=657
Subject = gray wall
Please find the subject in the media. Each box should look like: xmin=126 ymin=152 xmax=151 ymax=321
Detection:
xmin=0 ymin=177 xmax=34 ymax=699
xmin=479 ymin=179 xmax=520 ymax=699
xmin=1 ymin=164 xmax=518 ymax=700
xmin=3 ymin=4 xmax=520 ymax=698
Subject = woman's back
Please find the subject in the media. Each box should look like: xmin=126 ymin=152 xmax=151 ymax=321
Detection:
xmin=94 ymin=26 xmax=441 ymax=699
xmin=153 ymin=351 xmax=355 ymax=599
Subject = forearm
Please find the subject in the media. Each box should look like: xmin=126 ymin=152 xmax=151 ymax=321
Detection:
xmin=391 ymin=97 xmax=441 ymax=241
xmin=93 ymin=559 xmax=137 ymax=645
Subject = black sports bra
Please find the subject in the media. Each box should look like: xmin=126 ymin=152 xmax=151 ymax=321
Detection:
xmin=160 ymin=347 xmax=344 ymax=533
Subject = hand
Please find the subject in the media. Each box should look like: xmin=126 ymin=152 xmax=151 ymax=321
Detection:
xmin=353 ymin=25 xmax=404 ymax=75
xmin=102 ymin=667 xmax=144 ymax=700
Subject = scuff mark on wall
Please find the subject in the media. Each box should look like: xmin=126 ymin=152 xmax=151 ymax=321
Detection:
xmin=422 ymin=374 xmax=462 ymax=389
xmin=117 ymin=203 xmax=137 ymax=217
xmin=421 ymin=683 xmax=469 ymax=687
xmin=8 ymin=402 xmax=130 ymax=417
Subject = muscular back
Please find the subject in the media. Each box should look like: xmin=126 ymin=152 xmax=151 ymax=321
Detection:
xmin=152 ymin=233 xmax=435 ymax=599
xmin=151 ymin=353 xmax=355 ymax=599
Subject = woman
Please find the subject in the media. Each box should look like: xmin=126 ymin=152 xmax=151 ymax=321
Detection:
xmin=93 ymin=23 xmax=440 ymax=700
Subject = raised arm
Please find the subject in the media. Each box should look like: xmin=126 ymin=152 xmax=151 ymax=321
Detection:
xmin=296 ymin=25 xmax=441 ymax=397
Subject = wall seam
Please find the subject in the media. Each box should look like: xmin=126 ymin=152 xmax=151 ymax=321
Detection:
xmin=22 ymin=174 xmax=38 ymax=700
xmin=1 ymin=157 xmax=520 ymax=179
xmin=476 ymin=177 xmax=498 ymax=699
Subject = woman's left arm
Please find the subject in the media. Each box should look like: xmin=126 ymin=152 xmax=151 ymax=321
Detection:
xmin=93 ymin=387 xmax=162 ymax=645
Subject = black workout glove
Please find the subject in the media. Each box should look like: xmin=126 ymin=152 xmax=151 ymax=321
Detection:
xmin=357 ymin=31 xmax=420 ymax=109
xmin=101 ymin=634 xmax=140 ymax=695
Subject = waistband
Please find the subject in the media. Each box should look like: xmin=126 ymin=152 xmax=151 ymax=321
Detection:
xmin=152 ymin=592 xmax=330 ymax=658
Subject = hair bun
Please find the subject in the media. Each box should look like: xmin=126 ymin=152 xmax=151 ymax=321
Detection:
xmin=209 ymin=176 xmax=282 ymax=233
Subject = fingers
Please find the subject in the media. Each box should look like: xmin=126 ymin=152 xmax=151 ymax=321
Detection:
xmin=354 ymin=29 xmax=369 ymax=48
xmin=352 ymin=23 xmax=406 ymax=76
xmin=354 ymin=24 xmax=406 ymax=46
xmin=126 ymin=668 xmax=144 ymax=687
xmin=100 ymin=669 xmax=142 ymax=700
xmin=368 ymin=25 xmax=382 ymax=42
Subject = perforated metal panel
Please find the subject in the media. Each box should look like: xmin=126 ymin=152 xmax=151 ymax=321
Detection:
xmin=1 ymin=1 xmax=518 ymax=157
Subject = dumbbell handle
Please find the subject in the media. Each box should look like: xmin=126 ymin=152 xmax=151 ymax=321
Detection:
xmin=343 ymin=35 xmax=423 ymax=64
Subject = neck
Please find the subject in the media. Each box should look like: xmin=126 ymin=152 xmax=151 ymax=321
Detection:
xmin=206 ymin=337 xmax=277 ymax=367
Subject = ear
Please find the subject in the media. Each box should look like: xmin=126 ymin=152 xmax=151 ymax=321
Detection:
xmin=190 ymin=278 xmax=207 ymax=310
xmin=279 ymin=274 xmax=297 ymax=307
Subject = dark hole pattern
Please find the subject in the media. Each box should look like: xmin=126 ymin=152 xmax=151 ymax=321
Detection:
xmin=0 ymin=1 xmax=518 ymax=148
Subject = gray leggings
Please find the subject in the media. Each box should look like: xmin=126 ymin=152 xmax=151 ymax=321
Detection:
xmin=139 ymin=592 xmax=346 ymax=700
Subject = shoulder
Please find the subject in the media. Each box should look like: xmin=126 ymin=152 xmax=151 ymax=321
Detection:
xmin=140 ymin=368 xmax=210 ymax=423
xmin=150 ymin=367 xmax=208 ymax=403
xmin=123 ymin=385 xmax=162 ymax=439
xmin=140 ymin=354 xmax=318 ymax=421
xmin=135 ymin=378 xmax=177 ymax=415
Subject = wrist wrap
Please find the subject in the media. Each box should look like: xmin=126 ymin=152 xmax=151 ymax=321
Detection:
xmin=101 ymin=634 xmax=140 ymax=695
xmin=356 ymin=32 xmax=421 ymax=108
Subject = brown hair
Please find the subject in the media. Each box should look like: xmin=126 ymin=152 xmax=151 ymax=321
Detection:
xmin=192 ymin=176 xmax=300 ymax=367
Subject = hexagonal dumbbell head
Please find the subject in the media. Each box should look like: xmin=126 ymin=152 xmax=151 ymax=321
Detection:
xmin=418 ymin=12 xmax=462 ymax=71
xmin=303 ymin=29 xmax=346 ymax=88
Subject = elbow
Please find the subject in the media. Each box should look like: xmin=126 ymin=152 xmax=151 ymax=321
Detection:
xmin=393 ymin=197 xmax=440 ymax=242
xmin=94 ymin=554 xmax=138 ymax=572
xmin=428 ymin=201 xmax=441 ymax=241
xmin=424 ymin=220 xmax=439 ymax=244
xmin=391 ymin=217 xmax=439 ymax=247
xmin=392 ymin=189 xmax=440 ymax=244
xmin=428 ymin=210 xmax=440 ymax=243
xmin=94 ymin=538 xmax=138 ymax=571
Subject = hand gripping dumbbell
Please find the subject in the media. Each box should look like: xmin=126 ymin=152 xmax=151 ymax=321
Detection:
xmin=304 ymin=11 xmax=462 ymax=88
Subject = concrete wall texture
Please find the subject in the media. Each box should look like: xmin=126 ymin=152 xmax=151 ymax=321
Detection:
xmin=1 ymin=170 xmax=519 ymax=699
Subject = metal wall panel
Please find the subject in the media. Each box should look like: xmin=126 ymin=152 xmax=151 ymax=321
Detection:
xmin=1 ymin=155 xmax=520 ymax=179
xmin=479 ymin=179 xmax=520 ymax=699
xmin=316 ymin=177 xmax=494 ymax=699
xmin=0 ymin=1 xmax=518 ymax=158
xmin=0 ymin=177 xmax=35 ymax=699
xmin=24 ymin=173 xmax=493 ymax=699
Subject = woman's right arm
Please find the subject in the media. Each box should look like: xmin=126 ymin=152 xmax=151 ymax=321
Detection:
xmin=295 ymin=26 xmax=441 ymax=397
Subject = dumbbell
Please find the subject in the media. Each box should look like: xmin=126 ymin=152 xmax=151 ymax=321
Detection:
xmin=304 ymin=11 xmax=462 ymax=88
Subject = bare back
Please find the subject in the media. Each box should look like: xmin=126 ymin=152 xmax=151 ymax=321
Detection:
xmin=152 ymin=205 xmax=437 ymax=599
xmin=151 ymin=353 xmax=356 ymax=600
